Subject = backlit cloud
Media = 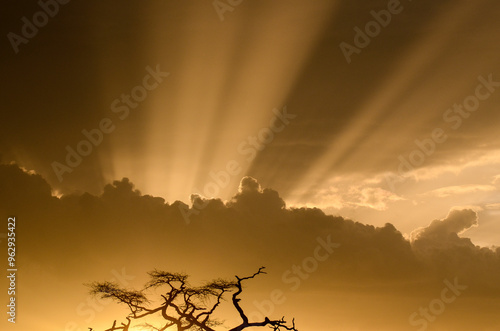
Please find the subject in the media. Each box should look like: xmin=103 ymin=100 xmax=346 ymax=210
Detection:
xmin=2 ymin=163 xmax=500 ymax=330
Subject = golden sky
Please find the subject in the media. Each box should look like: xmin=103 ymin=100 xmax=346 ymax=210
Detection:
xmin=1 ymin=0 xmax=500 ymax=330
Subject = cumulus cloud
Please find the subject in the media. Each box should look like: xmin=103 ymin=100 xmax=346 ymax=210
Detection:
xmin=3 ymin=163 xmax=498 ymax=286
xmin=410 ymin=209 xmax=478 ymax=242
xmin=238 ymin=176 xmax=262 ymax=193
xmin=410 ymin=209 xmax=500 ymax=290
xmin=2 ymin=163 xmax=500 ymax=331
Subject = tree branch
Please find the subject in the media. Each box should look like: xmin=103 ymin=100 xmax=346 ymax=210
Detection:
xmin=88 ymin=267 xmax=297 ymax=331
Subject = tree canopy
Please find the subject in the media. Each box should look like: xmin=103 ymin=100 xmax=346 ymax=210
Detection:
xmin=88 ymin=267 xmax=298 ymax=331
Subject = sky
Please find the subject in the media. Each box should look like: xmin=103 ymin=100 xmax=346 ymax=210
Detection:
xmin=1 ymin=0 xmax=500 ymax=330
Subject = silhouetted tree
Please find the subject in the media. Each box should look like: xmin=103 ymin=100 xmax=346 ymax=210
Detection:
xmin=88 ymin=267 xmax=298 ymax=331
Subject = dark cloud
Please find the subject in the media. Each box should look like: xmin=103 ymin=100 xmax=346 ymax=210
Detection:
xmin=4 ymin=0 xmax=500 ymax=202
xmin=3 ymin=164 xmax=499 ymax=287
xmin=238 ymin=176 xmax=262 ymax=193
xmin=411 ymin=208 xmax=478 ymax=242
xmin=0 ymin=163 xmax=54 ymax=208
xmin=2 ymin=164 xmax=500 ymax=330
xmin=411 ymin=209 xmax=500 ymax=291
xmin=2 ymin=0 xmax=500 ymax=329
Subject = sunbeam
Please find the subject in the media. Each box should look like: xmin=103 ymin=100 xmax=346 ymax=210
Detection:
xmin=106 ymin=0 xmax=337 ymax=202
xmin=285 ymin=0 xmax=490 ymax=205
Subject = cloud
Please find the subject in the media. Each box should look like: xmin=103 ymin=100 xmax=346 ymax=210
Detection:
xmin=238 ymin=176 xmax=262 ymax=193
xmin=226 ymin=176 xmax=286 ymax=216
xmin=3 ymin=163 xmax=498 ymax=286
xmin=0 ymin=163 xmax=55 ymax=208
xmin=306 ymin=178 xmax=405 ymax=211
xmin=2 ymin=163 xmax=500 ymax=331
xmin=421 ymin=184 xmax=496 ymax=198
xmin=410 ymin=209 xmax=500 ymax=289
xmin=410 ymin=209 xmax=478 ymax=242
xmin=407 ymin=149 xmax=500 ymax=182
xmin=351 ymin=187 xmax=404 ymax=210
xmin=485 ymin=203 xmax=500 ymax=210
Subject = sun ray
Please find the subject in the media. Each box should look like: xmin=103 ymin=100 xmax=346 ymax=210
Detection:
xmin=106 ymin=1 xmax=338 ymax=202
xmin=285 ymin=0 xmax=487 ymax=205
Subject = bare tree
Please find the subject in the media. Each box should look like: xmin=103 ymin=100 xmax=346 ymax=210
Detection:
xmin=88 ymin=267 xmax=298 ymax=331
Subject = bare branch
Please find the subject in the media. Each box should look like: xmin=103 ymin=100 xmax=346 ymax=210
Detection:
xmin=88 ymin=267 xmax=297 ymax=331
xmin=231 ymin=266 xmax=267 ymax=325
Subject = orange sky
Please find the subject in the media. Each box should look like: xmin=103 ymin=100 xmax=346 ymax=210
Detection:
xmin=1 ymin=0 xmax=500 ymax=330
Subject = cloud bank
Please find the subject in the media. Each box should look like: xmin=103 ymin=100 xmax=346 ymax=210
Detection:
xmin=2 ymin=163 xmax=499 ymax=286
xmin=1 ymin=163 xmax=500 ymax=330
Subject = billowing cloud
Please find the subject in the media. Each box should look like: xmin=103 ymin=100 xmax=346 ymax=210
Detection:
xmin=238 ymin=176 xmax=262 ymax=193
xmin=2 ymin=163 xmax=498 ymax=285
xmin=2 ymin=164 xmax=500 ymax=331
xmin=410 ymin=208 xmax=479 ymax=242
xmin=410 ymin=209 xmax=500 ymax=291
